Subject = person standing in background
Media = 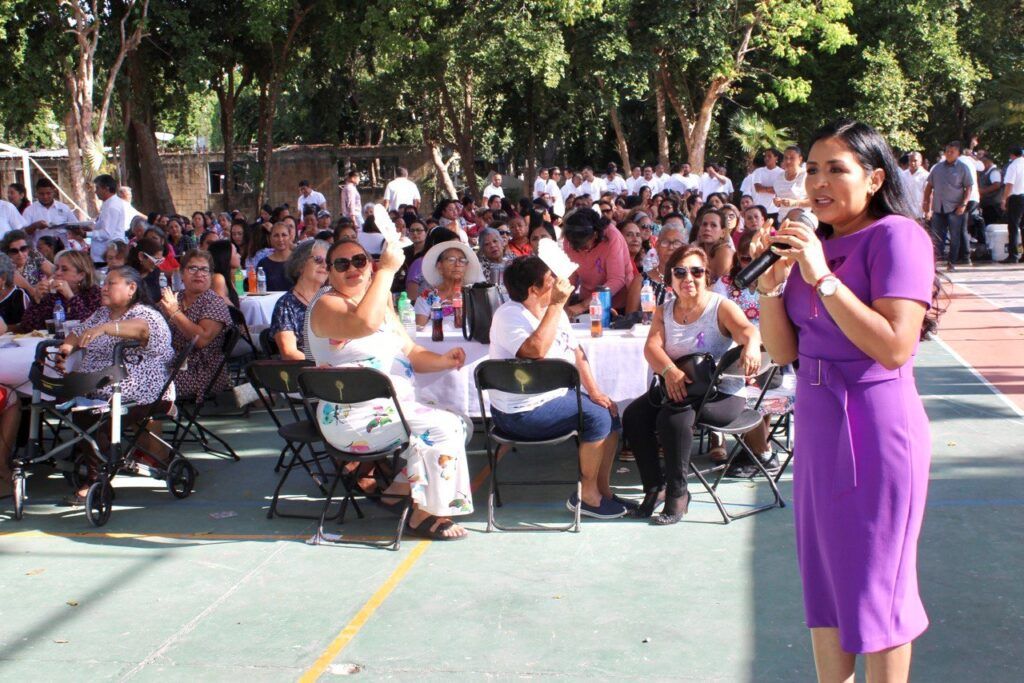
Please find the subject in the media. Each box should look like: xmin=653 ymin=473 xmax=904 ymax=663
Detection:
xmin=923 ymin=141 xmax=973 ymax=271
xmin=297 ymin=179 xmax=327 ymax=216
xmin=383 ymin=167 xmax=421 ymax=212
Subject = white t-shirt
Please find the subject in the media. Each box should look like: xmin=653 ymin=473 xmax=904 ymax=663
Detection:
xmin=605 ymin=175 xmax=628 ymax=196
xmin=0 ymin=199 xmax=28 ymax=240
xmin=652 ymin=173 xmax=669 ymax=194
xmin=1004 ymin=157 xmax=1024 ymax=196
xmin=481 ymin=183 xmax=505 ymax=199
xmin=958 ymin=157 xmax=980 ymax=203
xmin=699 ymin=174 xmax=734 ymax=199
xmin=533 ymin=177 xmax=549 ymax=199
xmin=91 ymin=194 xmax=133 ymax=263
xmin=487 ymin=301 xmax=579 ymax=414
xmin=22 ymin=199 xmax=78 ymax=245
xmin=384 ymin=177 xmax=421 ymax=210
xmin=546 ymin=179 xmax=564 ymax=216
xmin=901 ymin=168 xmax=930 ymax=217
xmin=626 ymin=176 xmax=646 ymax=195
xmin=579 ymin=177 xmax=606 ymax=200
xmin=773 ymin=168 xmax=807 ymax=205
xmin=561 ymin=181 xmax=583 ymax=202
xmin=751 ymin=166 xmax=784 ymax=212
xmin=297 ymin=190 xmax=327 ymax=215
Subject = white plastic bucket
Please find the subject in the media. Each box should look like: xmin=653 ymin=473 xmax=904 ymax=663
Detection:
xmin=986 ymin=224 xmax=1009 ymax=258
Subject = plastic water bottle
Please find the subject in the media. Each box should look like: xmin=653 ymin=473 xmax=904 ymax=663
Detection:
xmin=452 ymin=289 xmax=463 ymax=329
xmin=642 ymin=250 xmax=658 ymax=274
xmin=234 ymin=269 xmax=245 ymax=296
xmin=640 ymin=282 xmax=655 ymax=324
xmin=158 ymin=272 xmax=168 ymax=290
xmin=256 ymin=267 xmax=267 ymax=294
xmin=398 ymin=292 xmax=416 ymax=336
xmin=53 ymin=298 xmax=66 ymax=339
xmin=589 ymin=292 xmax=603 ymax=338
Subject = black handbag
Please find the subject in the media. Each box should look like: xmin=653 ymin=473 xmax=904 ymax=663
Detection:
xmin=648 ymin=352 xmax=719 ymax=408
xmin=462 ymin=282 xmax=502 ymax=344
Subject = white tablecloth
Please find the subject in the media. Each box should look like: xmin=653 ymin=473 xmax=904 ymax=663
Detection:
xmin=238 ymin=291 xmax=285 ymax=329
xmin=412 ymin=322 xmax=651 ymax=416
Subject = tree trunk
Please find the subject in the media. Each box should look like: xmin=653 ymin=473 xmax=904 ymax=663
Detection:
xmin=654 ymin=76 xmax=670 ymax=168
xmin=64 ymin=109 xmax=93 ymax=218
xmin=525 ymin=86 xmax=536 ymax=197
xmin=685 ymin=81 xmax=726 ymax=171
xmin=457 ymin=70 xmax=479 ymax=198
xmin=122 ymin=51 xmax=175 ymax=214
xmin=608 ymin=104 xmax=631 ymax=172
xmin=426 ymin=138 xmax=458 ymax=200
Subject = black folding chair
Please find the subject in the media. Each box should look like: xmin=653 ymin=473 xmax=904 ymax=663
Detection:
xmin=298 ymin=367 xmax=414 ymax=550
xmin=474 ymin=359 xmax=583 ymax=533
xmin=690 ymin=347 xmax=786 ymax=523
xmin=247 ymin=359 xmax=341 ymax=520
xmin=166 ymin=327 xmax=241 ymax=461
xmin=228 ymin=305 xmax=260 ymax=381
xmin=259 ymin=327 xmax=280 ymax=358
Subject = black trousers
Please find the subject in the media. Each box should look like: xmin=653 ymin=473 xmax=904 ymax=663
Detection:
xmin=623 ymin=393 xmax=745 ymax=498
xmin=1007 ymin=195 xmax=1024 ymax=256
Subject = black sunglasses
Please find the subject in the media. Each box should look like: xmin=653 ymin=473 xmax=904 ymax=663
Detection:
xmin=672 ymin=266 xmax=707 ymax=280
xmin=330 ymin=254 xmax=369 ymax=272
xmin=7 ymin=245 xmax=29 ymax=255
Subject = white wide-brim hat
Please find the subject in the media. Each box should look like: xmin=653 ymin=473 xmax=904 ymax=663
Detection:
xmin=421 ymin=241 xmax=483 ymax=288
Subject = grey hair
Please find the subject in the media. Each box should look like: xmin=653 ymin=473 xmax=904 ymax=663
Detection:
xmin=478 ymin=226 xmax=501 ymax=244
xmin=286 ymin=238 xmax=330 ymax=284
xmin=0 ymin=253 xmax=14 ymax=286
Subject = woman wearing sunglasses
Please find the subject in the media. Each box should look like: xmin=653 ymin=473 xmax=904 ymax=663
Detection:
xmin=621 ymin=246 xmax=761 ymax=524
xmin=1 ymin=229 xmax=53 ymax=299
xmin=270 ymin=239 xmax=329 ymax=360
xmin=624 ymin=223 xmax=686 ymax=314
xmin=306 ymin=239 xmax=473 ymax=540
xmin=159 ymin=249 xmax=232 ymax=401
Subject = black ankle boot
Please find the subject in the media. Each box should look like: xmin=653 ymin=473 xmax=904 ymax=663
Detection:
xmin=633 ymin=487 xmax=665 ymax=518
xmin=651 ymin=490 xmax=690 ymax=526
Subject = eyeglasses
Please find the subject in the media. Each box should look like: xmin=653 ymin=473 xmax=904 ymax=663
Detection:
xmin=186 ymin=265 xmax=211 ymax=275
xmin=6 ymin=245 xmax=29 ymax=255
xmin=499 ymin=231 xmax=511 ymax=237
xmin=659 ymin=239 xmax=685 ymax=250
xmin=311 ymin=255 xmax=327 ymax=265
xmin=440 ymin=256 xmax=469 ymax=266
xmin=410 ymin=228 xmax=426 ymax=234
xmin=672 ymin=266 xmax=707 ymax=280
xmin=330 ymin=254 xmax=369 ymax=272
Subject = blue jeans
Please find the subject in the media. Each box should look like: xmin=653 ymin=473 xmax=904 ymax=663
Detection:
xmin=931 ymin=210 xmax=969 ymax=263
xmin=491 ymin=391 xmax=612 ymax=443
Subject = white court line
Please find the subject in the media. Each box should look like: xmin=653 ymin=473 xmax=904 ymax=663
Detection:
xmin=949 ymin=277 xmax=1024 ymax=323
xmin=117 ymin=540 xmax=289 ymax=681
xmin=930 ymin=335 xmax=1024 ymax=422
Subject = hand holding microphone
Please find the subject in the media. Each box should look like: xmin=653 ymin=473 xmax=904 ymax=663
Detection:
xmin=734 ymin=212 xmax=819 ymax=290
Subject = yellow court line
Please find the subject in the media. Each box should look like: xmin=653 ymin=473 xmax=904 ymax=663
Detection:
xmin=298 ymin=540 xmax=431 ymax=682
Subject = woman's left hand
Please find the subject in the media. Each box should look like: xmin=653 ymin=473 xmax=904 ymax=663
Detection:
xmin=741 ymin=345 xmax=762 ymax=378
xmin=53 ymin=278 xmax=74 ymax=300
xmin=443 ymin=347 xmax=466 ymax=370
xmin=769 ymin=219 xmax=831 ymax=285
xmin=78 ymin=323 xmax=110 ymax=347
xmin=159 ymin=287 xmax=177 ymax=312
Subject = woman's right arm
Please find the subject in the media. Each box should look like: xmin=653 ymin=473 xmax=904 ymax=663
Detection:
xmin=274 ymin=331 xmax=305 ymax=361
xmin=313 ymin=241 xmax=404 ymax=340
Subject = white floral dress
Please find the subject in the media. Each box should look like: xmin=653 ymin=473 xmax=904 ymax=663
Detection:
xmin=307 ymin=293 xmax=474 ymax=517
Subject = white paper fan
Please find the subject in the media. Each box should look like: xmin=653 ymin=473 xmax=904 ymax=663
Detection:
xmin=537 ymin=238 xmax=578 ymax=279
xmin=372 ymin=204 xmax=399 ymax=244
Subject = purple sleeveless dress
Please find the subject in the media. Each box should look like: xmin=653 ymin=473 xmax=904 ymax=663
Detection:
xmin=783 ymin=215 xmax=934 ymax=653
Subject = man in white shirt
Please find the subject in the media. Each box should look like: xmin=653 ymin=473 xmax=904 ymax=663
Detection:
xmin=383 ymin=167 xmax=421 ymax=211
xmin=579 ymin=166 xmax=605 ymax=200
xmin=90 ymin=174 xmax=134 ymax=264
xmin=297 ymin=179 xmax=327 ymax=215
xmin=749 ymin=149 xmax=783 ymax=218
xmin=0 ymin=195 xmax=28 ymax=241
xmin=604 ymin=163 xmax=628 ymax=197
xmin=699 ymin=163 xmax=734 ymax=199
xmin=652 ymin=164 xmax=669 ymax=194
xmin=901 ymin=152 xmax=930 ymax=222
xmin=481 ymin=172 xmax=505 ymax=200
xmin=641 ymin=166 xmax=659 ymax=194
xmin=626 ymin=166 xmax=645 ymax=195
xmin=533 ymin=167 xmax=550 ymax=200
xmin=561 ymin=172 xmax=584 ymax=204
xmin=22 ymin=178 xmax=78 ymax=246
xmin=487 ymin=255 xmax=626 ymax=519
xmin=677 ymin=163 xmax=700 ymax=193
xmin=545 ymin=168 xmax=565 ymax=217
xmin=1000 ymin=146 xmax=1024 ymax=263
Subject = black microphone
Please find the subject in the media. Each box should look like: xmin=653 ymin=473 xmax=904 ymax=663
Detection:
xmin=733 ymin=212 xmax=816 ymax=289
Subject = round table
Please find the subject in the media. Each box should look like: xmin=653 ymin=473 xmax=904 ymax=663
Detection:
xmin=0 ymin=336 xmax=59 ymax=392
xmin=412 ymin=322 xmax=651 ymax=416
xmin=238 ymin=291 xmax=285 ymax=330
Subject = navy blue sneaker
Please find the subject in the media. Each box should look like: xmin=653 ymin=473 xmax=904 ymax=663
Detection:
xmin=566 ymin=493 xmax=628 ymax=519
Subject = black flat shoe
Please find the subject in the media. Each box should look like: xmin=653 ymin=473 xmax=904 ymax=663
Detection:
xmin=651 ymin=491 xmax=690 ymax=526
xmin=612 ymin=494 xmax=640 ymax=511
xmin=632 ymin=488 xmax=665 ymax=519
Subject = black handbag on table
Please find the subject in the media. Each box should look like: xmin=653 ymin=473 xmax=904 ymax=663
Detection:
xmin=648 ymin=351 xmax=719 ymax=408
xmin=462 ymin=282 xmax=502 ymax=344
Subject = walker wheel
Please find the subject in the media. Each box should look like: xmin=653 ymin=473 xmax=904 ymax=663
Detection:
xmin=85 ymin=480 xmax=113 ymax=527
xmin=12 ymin=472 xmax=26 ymax=521
xmin=166 ymin=459 xmax=196 ymax=499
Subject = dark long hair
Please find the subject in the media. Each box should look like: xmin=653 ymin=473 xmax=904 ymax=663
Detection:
xmin=208 ymin=240 xmax=239 ymax=307
xmin=107 ymin=266 xmax=154 ymax=308
xmin=807 ymin=119 xmax=943 ymax=337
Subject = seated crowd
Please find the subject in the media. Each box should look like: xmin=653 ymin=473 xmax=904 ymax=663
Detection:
xmin=1 ymin=163 xmax=798 ymax=531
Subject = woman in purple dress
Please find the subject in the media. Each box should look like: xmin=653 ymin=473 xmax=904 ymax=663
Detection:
xmin=755 ymin=120 xmax=937 ymax=681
